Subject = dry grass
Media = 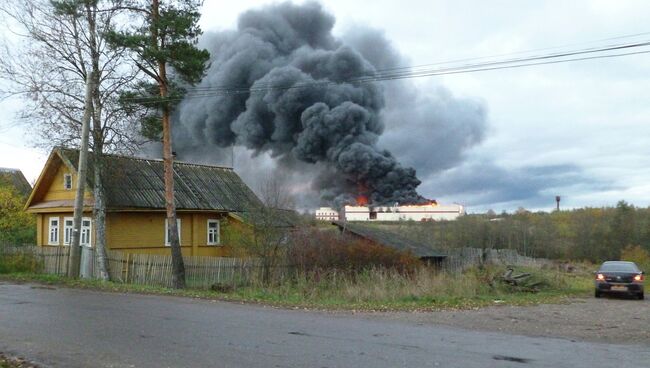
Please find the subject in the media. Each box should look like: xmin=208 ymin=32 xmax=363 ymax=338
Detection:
xmin=236 ymin=265 xmax=591 ymax=310
xmin=1 ymin=264 xmax=593 ymax=312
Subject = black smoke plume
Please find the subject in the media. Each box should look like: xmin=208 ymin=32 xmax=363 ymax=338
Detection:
xmin=174 ymin=1 xmax=486 ymax=207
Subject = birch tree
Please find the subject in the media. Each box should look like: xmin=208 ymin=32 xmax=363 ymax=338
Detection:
xmin=0 ymin=0 xmax=145 ymax=280
xmin=106 ymin=0 xmax=209 ymax=288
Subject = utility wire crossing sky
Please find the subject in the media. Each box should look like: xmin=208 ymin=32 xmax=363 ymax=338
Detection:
xmin=122 ymin=36 xmax=650 ymax=104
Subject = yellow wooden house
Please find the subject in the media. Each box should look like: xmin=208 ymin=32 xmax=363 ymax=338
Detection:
xmin=25 ymin=147 xmax=264 ymax=256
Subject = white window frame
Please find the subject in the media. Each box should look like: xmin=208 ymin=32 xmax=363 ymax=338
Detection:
xmin=207 ymin=219 xmax=221 ymax=246
xmin=48 ymin=217 xmax=60 ymax=245
xmin=165 ymin=218 xmax=181 ymax=246
xmin=63 ymin=173 xmax=72 ymax=190
xmin=63 ymin=217 xmax=74 ymax=246
xmin=81 ymin=217 xmax=92 ymax=247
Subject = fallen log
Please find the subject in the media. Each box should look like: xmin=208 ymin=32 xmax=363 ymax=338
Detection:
xmin=500 ymin=267 xmax=540 ymax=292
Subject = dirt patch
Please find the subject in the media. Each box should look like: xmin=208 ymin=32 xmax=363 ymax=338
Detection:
xmin=381 ymin=295 xmax=650 ymax=344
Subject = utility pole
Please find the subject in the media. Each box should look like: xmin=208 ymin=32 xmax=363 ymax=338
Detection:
xmin=68 ymin=71 xmax=94 ymax=278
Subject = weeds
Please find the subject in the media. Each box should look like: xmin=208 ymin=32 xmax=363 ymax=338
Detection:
xmin=0 ymin=252 xmax=41 ymax=274
xmin=1 ymin=264 xmax=593 ymax=311
xmin=236 ymin=265 xmax=591 ymax=309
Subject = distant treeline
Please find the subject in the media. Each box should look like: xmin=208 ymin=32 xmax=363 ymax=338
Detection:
xmin=381 ymin=201 xmax=649 ymax=262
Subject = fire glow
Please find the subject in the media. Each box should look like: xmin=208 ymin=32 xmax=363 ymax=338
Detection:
xmin=356 ymin=195 xmax=369 ymax=206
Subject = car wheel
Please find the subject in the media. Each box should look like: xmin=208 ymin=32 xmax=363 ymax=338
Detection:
xmin=595 ymin=290 xmax=601 ymax=298
xmin=638 ymin=292 xmax=644 ymax=300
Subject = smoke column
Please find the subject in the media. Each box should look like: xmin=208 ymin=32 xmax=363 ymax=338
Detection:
xmin=175 ymin=1 xmax=487 ymax=207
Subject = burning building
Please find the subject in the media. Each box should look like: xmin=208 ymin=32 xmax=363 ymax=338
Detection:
xmin=342 ymin=202 xmax=464 ymax=222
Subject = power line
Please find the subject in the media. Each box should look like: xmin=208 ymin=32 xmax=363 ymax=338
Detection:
xmin=153 ymin=49 xmax=650 ymax=101
xmin=182 ymin=39 xmax=650 ymax=93
xmin=120 ymin=37 xmax=650 ymax=104
xmin=364 ymin=30 xmax=650 ymax=73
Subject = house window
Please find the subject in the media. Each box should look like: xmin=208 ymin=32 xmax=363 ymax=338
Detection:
xmin=81 ymin=217 xmax=92 ymax=246
xmin=63 ymin=174 xmax=72 ymax=190
xmin=165 ymin=218 xmax=181 ymax=246
xmin=63 ymin=217 xmax=74 ymax=245
xmin=48 ymin=217 xmax=59 ymax=245
xmin=62 ymin=217 xmax=92 ymax=246
xmin=207 ymin=219 xmax=220 ymax=245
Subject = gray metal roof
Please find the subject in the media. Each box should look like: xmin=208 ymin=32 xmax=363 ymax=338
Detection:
xmin=332 ymin=221 xmax=446 ymax=259
xmin=0 ymin=167 xmax=32 ymax=197
xmin=58 ymin=148 xmax=262 ymax=212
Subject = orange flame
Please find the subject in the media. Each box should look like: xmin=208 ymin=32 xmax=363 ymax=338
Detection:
xmin=356 ymin=195 xmax=369 ymax=206
xmin=401 ymin=199 xmax=438 ymax=207
xmin=355 ymin=183 xmax=370 ymax=206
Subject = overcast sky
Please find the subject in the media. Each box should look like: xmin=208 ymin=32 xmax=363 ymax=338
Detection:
xmin=1 ymin=0 xmax=650 ymax=213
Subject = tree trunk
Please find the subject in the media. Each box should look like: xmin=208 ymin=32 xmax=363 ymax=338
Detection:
xmin=153 ymin=0 xmax=185 ymax=289
xmin=162 ymin=105 xmax=185 ymax=289
xmin=92 ymin=148 xmax=110 ymax=281
xmin=86 ymin=0 xmax=109 ymax=281
xmin=68 ymin=70 xmax=94 ymax=278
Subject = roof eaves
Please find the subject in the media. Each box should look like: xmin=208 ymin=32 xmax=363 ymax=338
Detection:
xmin=24 ymin=150 xmax=60 ymax=211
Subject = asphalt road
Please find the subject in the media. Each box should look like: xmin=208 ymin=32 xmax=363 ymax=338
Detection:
xmin=1 ymin=282 xmax=649 ymax=368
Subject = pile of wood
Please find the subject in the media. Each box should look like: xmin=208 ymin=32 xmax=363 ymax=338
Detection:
xmin=499 ymin=267 xmax=545 ymax=292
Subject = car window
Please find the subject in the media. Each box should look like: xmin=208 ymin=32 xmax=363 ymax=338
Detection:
xmin=600 ymin=263 xmax=638 ymax=272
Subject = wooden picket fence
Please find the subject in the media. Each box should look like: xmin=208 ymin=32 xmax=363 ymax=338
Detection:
xmin=105 ymin=251 xmax=262 ymax=288
xmin=1 ymin=246 xmax=264 ymax=288
xmin=0 ymin=246 xmax=70 ymax=275
xmin=2 ymin=245 xmax=552 ymax=287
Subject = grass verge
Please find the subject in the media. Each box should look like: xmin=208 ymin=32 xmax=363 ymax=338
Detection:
xmin=0 ymin=266 xmax=594 ymax=312
xmin=0 ymin=353 xmax=38 ymax=368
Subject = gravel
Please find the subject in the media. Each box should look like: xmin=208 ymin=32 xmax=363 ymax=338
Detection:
xmin=376 ymin=295 xmax=650 ymax=344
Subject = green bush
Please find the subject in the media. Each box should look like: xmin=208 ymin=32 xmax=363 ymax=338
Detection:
xmin=0 ymin=186 xmax=36 ymax=246
xmin=0 ymin=252 xmax=41 ymax=274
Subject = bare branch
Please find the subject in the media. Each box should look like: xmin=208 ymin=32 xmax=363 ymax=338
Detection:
xmin=0 ymin=0 xmax=142 ymax=154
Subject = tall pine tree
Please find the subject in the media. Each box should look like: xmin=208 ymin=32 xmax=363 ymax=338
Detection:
xmin=107 ymin=0 xmax=209 ymax=288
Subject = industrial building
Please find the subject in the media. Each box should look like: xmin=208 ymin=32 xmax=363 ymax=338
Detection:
xmin=315 ymin=207 xmax=339 ymax=221
xmin=343 ymin=203 xmax=464 ymax=222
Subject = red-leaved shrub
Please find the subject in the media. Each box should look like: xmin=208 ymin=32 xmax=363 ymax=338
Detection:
xmin=287 ymin=228 xmax=419 ymax=274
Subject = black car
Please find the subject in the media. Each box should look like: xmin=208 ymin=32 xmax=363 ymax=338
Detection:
xmin=594 ymin=261 xmax=644 ymax=300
